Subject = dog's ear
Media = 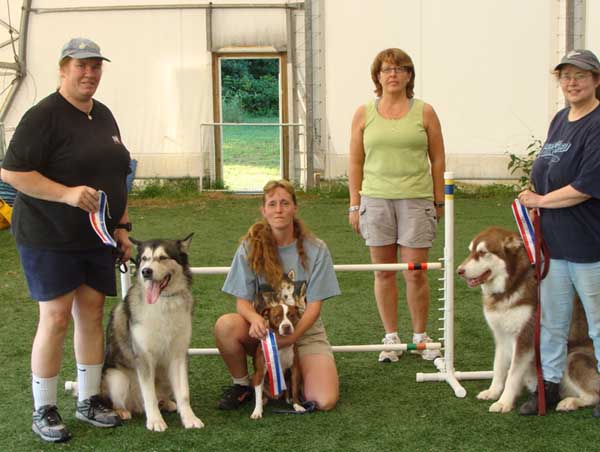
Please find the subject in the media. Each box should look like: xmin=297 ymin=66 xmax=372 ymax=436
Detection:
xmin=295 ymin=281 xmax=307 ymax=313
xmin=287 ymin=269 xmax=295 ymax=282
xmin=179 ymin=233 xmax=194 ymax=253
xmin=503 ymin=234 xmax=523 ymax=252
xmin=261 ymin=308 xmax=271 ymax=322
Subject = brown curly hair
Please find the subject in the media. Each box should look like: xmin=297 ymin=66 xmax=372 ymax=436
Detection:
xmin=371 ymin=48 xmax=415 ymax=98
xmin=242 ymin=180 xmax=313 ymax=289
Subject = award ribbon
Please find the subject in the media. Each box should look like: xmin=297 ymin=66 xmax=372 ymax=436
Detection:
xmin=261 ymin=330 xmax=286 ymax=397
xmin=89 ymin=190 xmax=117 ymax=248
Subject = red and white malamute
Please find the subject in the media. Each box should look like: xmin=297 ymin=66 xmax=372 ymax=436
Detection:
xmin=457 ymin=227 xmax=600 ymax=413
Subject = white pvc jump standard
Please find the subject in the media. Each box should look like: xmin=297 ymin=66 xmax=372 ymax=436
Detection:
xmin=118 ymin=171 xmax=492 ymax=397
xmin=414 ymin=171 xmax=493 ymax=396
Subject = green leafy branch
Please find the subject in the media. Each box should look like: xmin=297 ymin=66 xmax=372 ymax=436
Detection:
xmin=507 ymin=137 xmax=543 ymax=190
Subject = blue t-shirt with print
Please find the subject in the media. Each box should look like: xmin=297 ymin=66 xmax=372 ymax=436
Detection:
xmin=531 ymin=104 xmax=600 ymax=262
xmin=222 ymin=237 xmax=341 ymax=304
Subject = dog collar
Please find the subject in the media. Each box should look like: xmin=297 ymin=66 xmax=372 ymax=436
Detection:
xmin=89 ymin=190 xmax=117 ymax=248
xmin=261 ymin=330 xmax=286 ymax=397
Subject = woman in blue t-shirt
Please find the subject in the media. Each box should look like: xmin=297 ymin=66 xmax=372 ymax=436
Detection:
xmin=518 ymin=49 xmax=600 ymax=417
xmin=214 ymin=179 xmax=341 ymax=412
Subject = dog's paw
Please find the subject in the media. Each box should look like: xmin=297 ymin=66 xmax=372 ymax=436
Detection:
xmin=146 ymin=416 xmax=168 ymax=432
xmin=159 ymin=400 xmax=177 ymax=412
xmin=477 ymin=388 xmax=500 ymax=401
xmin=293 ymin=403 xmax=306 ymax=413
xmin=182 ymin=415 xmax=204 ymax=429
xmin=115 ymin=408 xmax=132 ymax=420
xmin=556 ymin=397 xmax=580 ymax=412
xmin=489 ymin=401 xmax=513 ymax=413
xmin=250 ymin=409 xmax=263 ymax=420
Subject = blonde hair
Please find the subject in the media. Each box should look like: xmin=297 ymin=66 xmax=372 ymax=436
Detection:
xmin=243 ymin=179 xmax=313 ymax=289
xmin=371 ymin=48 xmax=415 ymax=98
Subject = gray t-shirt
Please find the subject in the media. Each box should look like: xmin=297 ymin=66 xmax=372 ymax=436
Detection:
xmin=222 ymin=237 xmax=341 ymax=304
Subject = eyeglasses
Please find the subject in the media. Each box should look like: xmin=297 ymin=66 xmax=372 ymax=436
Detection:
xmin=559 ymin=72 xmax=592 ymax=83
xmin=380 ymin=66 xmax=409 ymax=75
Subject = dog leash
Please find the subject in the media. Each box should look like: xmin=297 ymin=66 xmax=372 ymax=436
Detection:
xmin=272 ymin=400 xmax=317 ymax=415
xmin=533 ymin=211 xmax=550 ymax=415
xmin=261 ymin=330 xmax=287 ymax=397
xmin=512 ymin=199 xmax=550 ymax=415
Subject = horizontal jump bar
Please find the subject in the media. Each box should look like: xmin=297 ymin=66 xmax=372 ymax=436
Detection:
xmin=188 ymin=342 xmax=442 ymax=356
xmin=189 ymin=262 xmax=443 ymax=275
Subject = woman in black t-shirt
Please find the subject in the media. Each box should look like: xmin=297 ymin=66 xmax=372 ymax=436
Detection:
xmin=1 ymin=38 xmax=130 ymax=442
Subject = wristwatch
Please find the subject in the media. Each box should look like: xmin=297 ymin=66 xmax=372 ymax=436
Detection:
xmin=434 ymin=201 xmax=445 ymax=208
xmin=115 ymin=222 xmax=132 ymax=231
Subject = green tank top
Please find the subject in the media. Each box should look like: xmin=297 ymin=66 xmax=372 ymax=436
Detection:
xmin=361 ymin=98 xmax=433 ymax=199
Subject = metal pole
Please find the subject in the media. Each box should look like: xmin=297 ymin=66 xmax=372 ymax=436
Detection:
xmin=0 ymin=0 xmax=32 ymax=126
xmin=303 ymin=0 xmax=314 ymax=188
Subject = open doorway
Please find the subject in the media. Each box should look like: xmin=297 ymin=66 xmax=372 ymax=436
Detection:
xmin=214 ymin=54 xmax=287 ymax=191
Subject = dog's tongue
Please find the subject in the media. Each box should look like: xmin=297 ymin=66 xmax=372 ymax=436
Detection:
xmin=467 ymin=277 xmax=483 ymax=288
xmin=146 ymin=281 xmax=162 ymax=305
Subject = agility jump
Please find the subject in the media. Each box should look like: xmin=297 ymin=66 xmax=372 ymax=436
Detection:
xmin=118 ymin=171 xmax=493 ymax=398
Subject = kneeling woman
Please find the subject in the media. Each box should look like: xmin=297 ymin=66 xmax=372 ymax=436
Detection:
xmin=214 ymin=179 xmax=340 ymax=411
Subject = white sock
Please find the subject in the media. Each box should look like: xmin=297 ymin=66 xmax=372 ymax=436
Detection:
xmin=413 ymin=332 xmax=427 ymax=343
xmin=385 ymin=332 xmax=400 ymax=342
xmin=232 ymin=375 xmax=250 ymax=387
xmin=32 ymin=374 xmax=58 ymax=410
xmin=77 ymin=363 xmax=103 ymax=402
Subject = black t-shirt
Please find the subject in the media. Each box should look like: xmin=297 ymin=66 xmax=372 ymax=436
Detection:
xmin=531 ymin=104 xmax=600 ymax=262
xmin=2 ymin=92 xmax=131 ymax=250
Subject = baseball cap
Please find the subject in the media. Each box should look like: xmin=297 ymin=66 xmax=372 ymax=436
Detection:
xmin=59 ymin=38 xmax=110 ymax=62
xmin=554 ymin=49 xmax=600 ymax=72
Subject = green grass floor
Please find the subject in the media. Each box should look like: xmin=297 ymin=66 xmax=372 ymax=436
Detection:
xmin=1 ymin=191 xmax=600 ymax=451
xmin=221 ymin=117 xmax=280 ymax=191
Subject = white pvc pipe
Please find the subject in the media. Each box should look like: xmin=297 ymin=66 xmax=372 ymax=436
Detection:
xmin=443 ymin=171 xmax=457 ymax=375
xmin=186 ymin=262 xmax=443 ymax=275
xmin=188 ymin=342 xmax=442 ymax=356
xmin=416 ymin=371 xmax=493 ymax=383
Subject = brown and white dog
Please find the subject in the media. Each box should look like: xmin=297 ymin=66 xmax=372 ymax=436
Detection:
xmin=250 ymin=301 xmax=304 ymax=419
xmin=457 ymin=227 xmax=600 ymax=413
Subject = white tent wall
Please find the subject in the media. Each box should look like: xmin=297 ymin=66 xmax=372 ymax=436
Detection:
xmin=588 ymin=1 xmax=600 ymax=61
xmin=323 ymin=0 xmax=560 ymax=180
xmin=2 ymin=0 xmax=600 ymax=184
xmin=1 ymin=0 xmax=294 ymax=185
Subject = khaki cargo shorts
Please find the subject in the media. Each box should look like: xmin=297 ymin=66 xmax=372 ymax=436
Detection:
xmin=359 ymin=196 xmax=437 ymax=248
xmin=297 ymin=317 xmax=334 ymax=359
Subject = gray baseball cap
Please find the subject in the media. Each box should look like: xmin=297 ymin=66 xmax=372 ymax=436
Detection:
xmin=555 ymin=49 xmax=600 ymax=72
xmin=59 ymin=38 xmax=110 ymax=62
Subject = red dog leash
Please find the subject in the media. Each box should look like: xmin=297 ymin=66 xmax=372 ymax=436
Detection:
xmin=513 ymin=200 xmax=550 ymax=415
xmin=533 ymin=212 xmax=550 ymax=415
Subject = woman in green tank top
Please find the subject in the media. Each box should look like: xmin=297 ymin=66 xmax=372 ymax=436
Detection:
xmin=347 ymin=48 xmax=446 ymax=363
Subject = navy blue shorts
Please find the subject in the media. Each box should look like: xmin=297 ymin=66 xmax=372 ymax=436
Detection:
xmin=17 ymin=244 xmax=118 ymax=301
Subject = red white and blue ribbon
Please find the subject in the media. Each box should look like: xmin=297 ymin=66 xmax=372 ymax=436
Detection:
xmin=261 ymin=330 xmax=286 ymax=397
xmin=89 ymin=190 xmax=117 ymax=248
xmin=511 ymin=198 xmax=536 ymax=264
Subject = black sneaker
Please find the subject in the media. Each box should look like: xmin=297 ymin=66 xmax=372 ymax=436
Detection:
xmin=76 ymin=395 xmax=122 ymax=427
xmin=32 ymin=405 xmax=72 ymax=443
xmin=218 ymin=384 xmax=253 ymax=410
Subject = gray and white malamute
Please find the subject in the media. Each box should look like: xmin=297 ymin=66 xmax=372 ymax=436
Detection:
xmin=102 ymin=234 xmax=204 ymax=432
